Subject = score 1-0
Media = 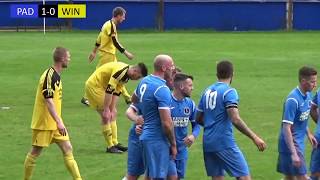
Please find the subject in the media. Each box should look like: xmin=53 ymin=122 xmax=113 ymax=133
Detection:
xmin=38 ymin=5 xmax=58 ymax=18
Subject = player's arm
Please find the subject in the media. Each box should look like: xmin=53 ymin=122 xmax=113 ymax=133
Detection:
xmin=311 ymin=92 xmax=319 ymax=123
xmin=227 ymin=107 xmax=266 ymax=151
xmin=159 ymin=108 xmax=177 ymax=157
xmin=196 ymin=94 xmax=205 ymax=126
xmin=281 ymin=98 xmax=301 ymax=167
xmin=88 ymin=33 xmax=101 ymax=63
xmin=184 ymin=102 xmax=201 ymax=147
xmin=307 ymin=127 xmax=318 ymax=148
xmin=110 ymin=23 xmax=134 ymax=60
xmin=126 ymin=105 xmax=144 ymax=125
xmin=45 ymin=98 xmax=67 ymax=136
xmin=156 ymin=86 xmax=177 ymax=158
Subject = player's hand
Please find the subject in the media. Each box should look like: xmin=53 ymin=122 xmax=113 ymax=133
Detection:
xmin=253 ymin=136 xmax=267 ymax=152
xmin=135 ymin=115 xmax=144 ymax=125
xmin=291 ymin=153 xmax=301 ymax=167
xmin=88 ymin=51 xmax=96 ymax=63
xmin=57 ymin=120 xmax=67 ymax=136
xmin=135 ymin=124 xmax=143 ymax=135
xmin=170 ymin=145 xmax=177 ymax=160
xmin=308 ymin=133 xmax=318 ymax=149
xmin=124 ymin=50 xmax=134 ymax=60
xmin=183 ymin=134 xmax=195 ymax=147
xmin=102 ymin=108 xmax=111 ymax=123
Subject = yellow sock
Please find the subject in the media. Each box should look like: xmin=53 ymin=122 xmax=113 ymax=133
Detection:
xmin=64 ymin=152 xmax=82 ymax=180
xmin=102 ymin=124 xmax=113 ymax=148
xmin=111 ymin=120 xmax=119 ymax=145
xmin=24 ymin=153 xmax=37 ymax=180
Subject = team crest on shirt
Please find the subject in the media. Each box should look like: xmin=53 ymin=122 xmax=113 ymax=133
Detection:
xmin=184 ymin=107 xmax=191 ymax=116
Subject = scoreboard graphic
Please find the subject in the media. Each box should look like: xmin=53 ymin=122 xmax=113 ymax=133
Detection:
xmin=10 ymin=3 xmax=86 ymax=18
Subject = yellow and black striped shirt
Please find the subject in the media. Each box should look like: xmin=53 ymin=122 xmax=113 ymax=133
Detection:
xmin=96 ymin=20 xmax=125 ymax=54
xmin=86 ymin=62 xmax=129 ymax=96
xmin=31 ymin=67 xmax=62 ymax=130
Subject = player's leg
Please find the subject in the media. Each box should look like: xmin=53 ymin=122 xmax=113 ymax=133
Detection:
xmin=204 ymin=151 xmax=225 ymax=180
xmin=142 ymin=140 xmax=170 ymax=179
xmin=55 ymin=132 xmax=82 ymax=180
xmin=215 ymin=147 xmax=250 ymax=180
xmin=278 ymin=151 xmax=307 ymax=180
xmin=310 ymin=146 xmax=320 ymax=180
xmin=175 ymin=158 xmax=187 ymax=179
xmin=167 ymin=159 xmax=178 ymax=180
xmin=24 ymin=130 xmax=52 ymax=180
xmin=127 ymin=132 xmax=144 ymax=180
xmin=24 ymin=146 xmax=43 ymax=180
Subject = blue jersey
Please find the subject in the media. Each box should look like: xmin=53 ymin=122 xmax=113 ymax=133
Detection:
xmin=278 ymin=87 xmax=312 ymax=153
xmin=197 ymin=82 xmax=238 ymax=152
xmin=135 ymin=75 xmax=172 ymax=141
xmin=171 ymin=95 xmax=201 ymax=160
xmin=312 ymin=88 xmax=320 ymax=140
xmin=128 ymin=103 xmax=142 ymax=141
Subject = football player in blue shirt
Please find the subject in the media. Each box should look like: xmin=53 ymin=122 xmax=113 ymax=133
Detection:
xmin=170 ymin=73 xmax=201 ymax=179
xmin=310 ymin=87 xmax=320 ymax=180
xmin=132 ymin=54 xmax=177 ymax=180
xmin=196 ymin=60 xmax=266 ymax=180
xmin=277 ymin=66 xmax=318 ymax=180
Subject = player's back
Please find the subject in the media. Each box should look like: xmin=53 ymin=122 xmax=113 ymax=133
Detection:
xmin=135 ymin=75 xmax=171 ymax=141
xmin=98 ymin=20 xmax=117 ymax=54
xmin=198 ymin=82 xmax=238 ymax=152
xmin=86 ymin=62 xmax=128 ymax=89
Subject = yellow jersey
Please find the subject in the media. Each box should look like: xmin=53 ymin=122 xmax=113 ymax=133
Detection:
xmin=86 ymin=62 xmax=129 ymax=95
xmin=96 ymin=20 xmax=121 ymax=55
xmin=31 ymin=67 xmax=62 ymax=130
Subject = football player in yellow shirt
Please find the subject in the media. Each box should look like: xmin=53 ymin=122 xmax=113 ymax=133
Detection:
xmin=85 ymin=61 xmax=147 ymax=153
xmin=82 ymin=7 xmax=133 ymax=106
xmin=23 ymin=47 xmax=82 ymax=180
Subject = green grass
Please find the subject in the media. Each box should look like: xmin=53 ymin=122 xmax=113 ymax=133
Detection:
xmin=0 ymin=31 xmax=320 ymax=179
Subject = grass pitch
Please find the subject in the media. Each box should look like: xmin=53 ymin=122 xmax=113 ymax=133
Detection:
xmin=0 ymin=31 xmax=319 ymax=179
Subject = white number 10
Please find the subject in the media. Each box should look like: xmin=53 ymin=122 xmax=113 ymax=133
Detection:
xmin=205 ymin=90 xmax=217 ymax=110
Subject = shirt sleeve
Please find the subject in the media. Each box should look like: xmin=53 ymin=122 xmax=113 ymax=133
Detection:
xmin=42 ymin=69 xmax=57 ymax=99
xmin=282 ymin=98 xmax=298 ymax=124
xmin=154 ymin=86 xmax=171 ymax=110
xmin=224 ymin=88 xmax=239 ymax=109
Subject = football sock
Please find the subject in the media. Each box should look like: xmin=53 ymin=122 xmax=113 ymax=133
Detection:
xmin=24 ymin=153 xmax=37 ymax=180
xmin=111 ymin=120 xmax=119 ymax=145
xmin=64 ymin=152 xmax=82 ymax=180
xmin=102 ymin=124 xmax=113 ymax=148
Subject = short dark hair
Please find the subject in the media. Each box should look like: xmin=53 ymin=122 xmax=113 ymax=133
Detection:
xmin=53 ymin=47 xmax=68 ymax=62
xmin=174 ymin=72 xmax=193 ymax=83
xmin=216 ymin=60 xmax=233 ymax=79
xmin=137 ymin=62 xmax=148 ymax=77
xmin=299 ymin=66 xmax=317 ymax=82
xmin=113 ymin=7 xmax=126 ymax=17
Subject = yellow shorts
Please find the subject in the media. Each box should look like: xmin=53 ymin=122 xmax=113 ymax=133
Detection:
xmin=32 ymin=129 xmax=70 ymax=147
xmin=96 ymin=52 xmax=117 ymax=68
xmin=85 ymin=83 xmax=105 ymax=110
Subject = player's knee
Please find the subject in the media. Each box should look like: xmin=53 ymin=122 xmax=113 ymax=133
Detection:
xmin=30 ymin=146 xmax=43 ymax=156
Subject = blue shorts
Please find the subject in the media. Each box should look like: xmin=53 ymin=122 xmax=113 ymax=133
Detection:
xmin=175 ymin=158 xmax=187 ymax=178
xmin=204 ymin=146 xmax=249 ymax=177
xmin=127 ymin=134 xmax=144 ymax=176
xmin=142 ymin=140 xmax=170 ymax=178
xmin=168 ymin=159 xmax=177 ymax=177
xmin=310 ymin=146 xmax=320 ymax=174
xmin=277 ymin=151 xmax=307 ymax=175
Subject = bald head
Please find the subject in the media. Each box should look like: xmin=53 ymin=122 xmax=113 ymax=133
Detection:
xmin=153 ymin=54 xmax=174 ymax=72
